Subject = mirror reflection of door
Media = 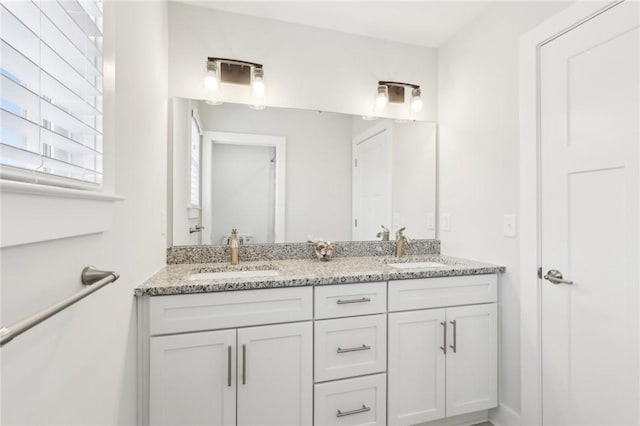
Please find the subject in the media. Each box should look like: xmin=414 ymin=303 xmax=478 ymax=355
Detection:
xmin=209 ymin=143 xmax=275 ymax=245
xmin=201 ymin=133 xmax=284 ymax=245
xmin=352 ymin=122 xmax=392 ymax=241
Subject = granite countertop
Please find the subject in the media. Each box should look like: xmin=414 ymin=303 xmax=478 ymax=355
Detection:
xmin=135 ymin=254 xmax=505 ymax=297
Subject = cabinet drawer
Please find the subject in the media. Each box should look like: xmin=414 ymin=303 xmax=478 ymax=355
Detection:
xmin=314 ymin=282 xmax=386 ymax=319
xmin=388 ymin=274 xmax=497 ymax=312
xmin=314 ymin=374 xmax=386 ymax=426
xmin=148 ymin=287 xmax=313 ymax=335
xmin=314 ymin=314 xmax=386 ymax=382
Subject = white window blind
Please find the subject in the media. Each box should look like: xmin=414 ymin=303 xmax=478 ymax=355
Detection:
xmin=0 ymin=0 xmax=103 ymax=187
xmin=190 ymin=110 xmax=201 ymax=207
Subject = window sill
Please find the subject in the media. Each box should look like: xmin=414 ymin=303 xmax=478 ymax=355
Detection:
xmin=0 ymin=180 xmax=126 ymax=248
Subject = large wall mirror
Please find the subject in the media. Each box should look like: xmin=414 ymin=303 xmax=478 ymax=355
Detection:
xmin=170 ymin=98 xmax=437 ymax=246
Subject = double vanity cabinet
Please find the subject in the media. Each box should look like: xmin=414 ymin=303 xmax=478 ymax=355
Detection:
xmin=137 ymin=267 xmax=498 ymax=426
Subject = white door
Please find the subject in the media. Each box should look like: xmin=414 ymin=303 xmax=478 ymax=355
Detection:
xmin=388 ymin=309 xmax=446 ymax=426
xmin=149 ymin=329 xmax=236 ymax=426
xmin=352 ymin=121 xmax=392 ymax=240
xmin=540 ymin=2 xmax=639 ymax=425
xmin=237 ymin=322 xmax=313 ymax=426
xmin=445 ymin=304 xmax=497 ymax=416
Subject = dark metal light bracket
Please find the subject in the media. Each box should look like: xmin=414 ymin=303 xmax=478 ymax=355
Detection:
xmin=378 ymin=81 xmax=420 ymax=103
xmin=208 ymin=57 xmax=263 ymax=86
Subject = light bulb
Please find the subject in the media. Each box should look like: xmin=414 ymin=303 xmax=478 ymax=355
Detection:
xmin=375 ymin=85 xmax=388 ymax=111
xmin=411 ymin=88 xmax=423 ymax=113
xmin=252 ymin=68 xmax=265 ymax=96
xmin=204 ymin=61 xmax=219 ymax=91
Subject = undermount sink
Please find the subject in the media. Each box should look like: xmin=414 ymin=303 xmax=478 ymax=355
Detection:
xmin=188 ymin=269 xmax=280 ymax=281
xmin=386 ymin=261 xmax=447 ymax=270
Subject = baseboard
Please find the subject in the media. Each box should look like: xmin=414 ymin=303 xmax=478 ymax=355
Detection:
xmin=489 ymin=403 xmax=521 ymax=426
xmin=414 ymin=410 xmax=490 ymax=426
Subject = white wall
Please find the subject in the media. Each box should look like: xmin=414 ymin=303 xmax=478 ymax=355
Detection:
xmin=168 ymin=2 xmax=438 ymax=122
xmin=197 ymin=103 xmax=352 ymax=242
xmin=0 ymin=2 xmax=168 ymax=425
xmin=437 ymin=2 xmax=570 ymax=424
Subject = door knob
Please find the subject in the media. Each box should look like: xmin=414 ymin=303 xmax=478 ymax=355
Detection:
xmin=544 ymin=269 xmax=574 ymax=285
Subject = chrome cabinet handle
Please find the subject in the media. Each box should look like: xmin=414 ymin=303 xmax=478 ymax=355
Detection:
xmin=337 ymin=344 xmax=371 ymax=353
xmin=242 ymin=344 xmax=246 ymax=385
xmin=544 ymin=269 xmax=574 ymax=285
xmin=227 ymin=345 xmax=232 ymax=387
xmin=449 ymin=320 xmax=457 ymax=353
xmin=336 ymin=297 xmax=371 ymax=304
xmin=336 ymin=405 xmax=371 ymax=418
xmin=440 ymin=321 xmax=447 ymax=354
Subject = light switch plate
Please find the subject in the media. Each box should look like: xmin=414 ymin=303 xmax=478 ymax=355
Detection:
xmin=442 ymin=213 xmax=451 ymax=232
xmin=427 ymin=213 xmax=435 ymax=230
xmin=503 ymin=214 xmax=517 ymax=238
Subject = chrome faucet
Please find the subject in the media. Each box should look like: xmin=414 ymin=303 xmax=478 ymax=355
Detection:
xmin=376 ymin=225 xmax=390 ymax=241
xmin=229 ymin=228 xmax=239 ymax=265
xmin=394 ymin=227 xmax=411 ymax=257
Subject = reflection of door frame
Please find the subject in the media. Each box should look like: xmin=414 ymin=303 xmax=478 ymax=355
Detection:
xmin=202 ymin=131 xmax=286 ymax=243
xmin=518 ymin=3 xmax=627 ymax=425
xmin=352 ymin=120 xmax=393 ymax=240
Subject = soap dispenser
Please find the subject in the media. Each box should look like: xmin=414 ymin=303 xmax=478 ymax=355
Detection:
xmin=230 ymin=228 xmax=239 ymax=265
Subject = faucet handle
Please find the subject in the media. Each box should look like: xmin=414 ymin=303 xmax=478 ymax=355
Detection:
xmin=396 ymin=227 xmax=406 ymax=239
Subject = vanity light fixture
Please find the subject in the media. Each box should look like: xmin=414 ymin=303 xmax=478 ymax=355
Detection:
xmin=251 ymin=67 xmax=265 ymax=96
xmin=375 ymin=84 xmax=389 ymax=111
xmin=374 ymin=81 xmax=423 ymax=114
xmin=204 ymin=61 xmax=220 ymax=91
xmin=410 ymin=88 xmax=423 ymax=113
xmin=204 ymin=57 xmax=266 ymax=108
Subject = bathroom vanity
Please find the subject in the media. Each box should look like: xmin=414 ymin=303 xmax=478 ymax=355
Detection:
xmin=136 ymin=244 xmax=503 ymax=426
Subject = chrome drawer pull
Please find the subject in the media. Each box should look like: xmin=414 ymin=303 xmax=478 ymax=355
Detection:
xmin=336 ymin=404 xmax=371 ymax=418
xmin=336 ymin=297 xmax=371 ymax=305
xmin=336 ymin=344 xmax=371 ymax=354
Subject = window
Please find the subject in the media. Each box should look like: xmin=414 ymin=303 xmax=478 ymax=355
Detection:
xmin=0 ymin=1 xmax=103 ymax=188
xmin=190 ymin=110 xmax=201 ymax=207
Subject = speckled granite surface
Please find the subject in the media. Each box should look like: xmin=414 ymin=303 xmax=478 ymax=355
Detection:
xmin=166 ymin=239 xmax=441 ymax=264
xmin=136 ymin=254 xmax=505 ymax=296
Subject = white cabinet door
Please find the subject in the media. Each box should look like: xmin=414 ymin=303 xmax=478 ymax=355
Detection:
xmin=149 ymin=329 xmax=236 ymax=426
xmin=237 ymin=322 xmax=313 ymax=426
xmin=445 ymin=303 xmax=497 ymax=416
xmin=388 ymin=309 xmax=446 ymax=426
